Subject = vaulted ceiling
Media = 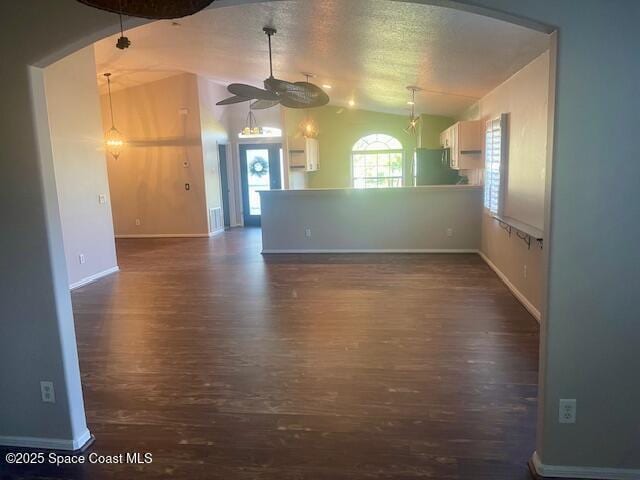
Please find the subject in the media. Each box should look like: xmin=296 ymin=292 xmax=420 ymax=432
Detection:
xmin=94 ymin=0 xmax=549 ymax=117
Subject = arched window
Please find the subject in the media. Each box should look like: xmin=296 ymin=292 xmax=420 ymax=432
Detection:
xmin=352 ymin=134 xmax=403 ymax=188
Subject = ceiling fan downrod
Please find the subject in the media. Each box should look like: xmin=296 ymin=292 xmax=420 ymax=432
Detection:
xmin=263 ymin=27 xmax=277 ymax=79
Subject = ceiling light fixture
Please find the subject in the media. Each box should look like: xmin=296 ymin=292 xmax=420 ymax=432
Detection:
xmin=239 ymin=109 xmax=263 ymax=138
xmin=404 ymin=86 xmax=421 ymax=136
xmin=348 ymin=99 xmax=356 ymax=108
xmin=104 ymin=73 xmax=125 ymax=159
xmin=299 ymin=74 xmax=320 ymax=138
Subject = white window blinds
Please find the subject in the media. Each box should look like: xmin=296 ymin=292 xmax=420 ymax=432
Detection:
xmin=484 ymin=114 xmax=507 ymax=214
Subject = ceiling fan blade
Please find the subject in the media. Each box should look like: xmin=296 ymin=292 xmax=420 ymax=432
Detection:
xmin=278 ymin=81 xmax=330 ymax=108
xmin=250 ymin=99 xmax=281 ymax=110
xmin=264 ymin=76 xmax=296 ymax=94
xmin=76 ymin=0 xmax=215 ymax=19
xmin=279 ymin=96 xmax=314 ymax=109
xmin=228 ymin=83 xmax=279 ymax=101
xmin=216 ymin=95 xmax=250 ymax=105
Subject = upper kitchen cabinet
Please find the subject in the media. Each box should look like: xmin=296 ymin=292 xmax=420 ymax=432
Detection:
xmin=288 ymin=136 xmax=319 ymax=172
xmin=440 ymin=120 xmax=483 ymax=170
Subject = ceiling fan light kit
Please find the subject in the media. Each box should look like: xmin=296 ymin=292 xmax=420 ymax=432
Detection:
xmin=216 ymin=27 xmax=330 ymax=111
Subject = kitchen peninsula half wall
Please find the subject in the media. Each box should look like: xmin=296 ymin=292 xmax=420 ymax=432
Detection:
xmin=260 ymin=186 xmax=482 ymax=253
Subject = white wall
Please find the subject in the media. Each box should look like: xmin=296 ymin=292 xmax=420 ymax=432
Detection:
xmin=260 ymin=186 xmax=482 ymax=252
xmin=44 ymin=46 xmax=118 ymax=289
xmin=102 ymin=73 xmax=210 ymax=237
xmin=465 ymin=51 xmax=549 ymax=229
xmin=462 ymin=51 xmax=550 ymax=316
xmin=196 ymin=77 xmax=230 ymax=233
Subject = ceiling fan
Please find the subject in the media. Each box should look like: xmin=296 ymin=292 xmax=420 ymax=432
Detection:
xmin=216 ymin=27 xmax=330 ymax=110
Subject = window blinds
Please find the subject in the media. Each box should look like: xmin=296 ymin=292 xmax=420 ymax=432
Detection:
xmin=484 ymin=115 xmax=507 ymax=214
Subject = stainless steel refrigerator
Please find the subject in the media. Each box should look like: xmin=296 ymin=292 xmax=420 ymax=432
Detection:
xmin=413 ymin=148 xmax=461 ymax=185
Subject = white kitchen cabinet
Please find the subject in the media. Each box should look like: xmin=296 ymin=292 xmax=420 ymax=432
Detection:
xmin=440 ymin=120 xmax=483 ymax=170
xmin=305 ymin=137 xmax=319 ymax=171
xmin=288 ymin=136 xmax=319 ymax=172
xmin=439 ymin=128 xmax=451 ymax=149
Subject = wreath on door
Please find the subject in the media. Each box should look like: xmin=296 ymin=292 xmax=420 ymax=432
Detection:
xmin=249 ymin=156 xmax=269 ymax=178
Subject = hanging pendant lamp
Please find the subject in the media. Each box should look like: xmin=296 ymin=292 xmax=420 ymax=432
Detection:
xmin=104 ymin=73 xmax=125 ymax=159
xmin=405 ymin=86 xmax=421 ymax=135
xmin=239 ymin=109 xmax=263 ymax=138
xmin=298 ymin=74 xmax=320 ymax=139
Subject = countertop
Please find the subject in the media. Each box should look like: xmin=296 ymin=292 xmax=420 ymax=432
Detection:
xmin=260 ymin=185 xmax=482 ymax=195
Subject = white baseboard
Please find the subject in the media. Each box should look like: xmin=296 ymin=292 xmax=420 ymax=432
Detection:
xmin=209 ymin=228 xmax=225 ymax=237
xmin=262 ymin=248 xmax=479 ymax=254
xmin=0 ymin=428 xmax=92 ymax=451
xmin=115 ymin=233 xmax=210 ymax=239
xmin=479 ymin=251 xmax=541 ymax=322
xmin=531 ymin=451 xmax=640 ymax=479
xmin=69 ymin=266 xmax=119 ymax=290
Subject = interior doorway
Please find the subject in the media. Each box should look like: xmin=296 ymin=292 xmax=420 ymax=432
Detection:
xmin=218 ymin=144 xmax=231 ymax=229
xmin=239 ymin=143 xmax=282 ymax=226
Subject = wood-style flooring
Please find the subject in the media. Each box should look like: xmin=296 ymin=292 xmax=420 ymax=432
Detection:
xmin=1 ymin=227 xmax=539 ymax=479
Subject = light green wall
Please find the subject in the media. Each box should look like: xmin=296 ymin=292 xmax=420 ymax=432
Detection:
xmin=284 ymin=106 xmax=453 ymax=189
xmin=420 ymin=113 xmax=456 ymax=149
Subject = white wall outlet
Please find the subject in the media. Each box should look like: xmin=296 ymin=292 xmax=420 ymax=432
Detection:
xmin=559 ymin=398 xmax=577 ymax=424
xmin=135 ymin=219 xmax=141 ymax=226
xmin=523 ymin=264 xmax=528 ymax=279
xmin=98 ymin=194 xmax=107 ymax=204
xmin=40 ymin=381 xmax=55 ymax=403
xmin=78 ymin=253 xmax=86 ymax=264
xmin=304 ymin=227 xmax=312 ymax=238
xmin=446 ymin=228 xmax=454 ymax=238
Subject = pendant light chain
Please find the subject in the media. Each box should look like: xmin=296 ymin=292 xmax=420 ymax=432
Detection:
xmin=106 ymin=73 xmax=115 ymax=128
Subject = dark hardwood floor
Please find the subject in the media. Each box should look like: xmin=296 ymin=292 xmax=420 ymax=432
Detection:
xmin=2 ymin=227 xmax=540 ymax=479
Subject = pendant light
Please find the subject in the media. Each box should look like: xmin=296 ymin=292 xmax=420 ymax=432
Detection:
xmin=239 ymin=109 xmax=263 ymax=138
xmin=404 ymin=86 xmax=421 ymax=135
xmin=298 ymin=74 xmax=319 ymax=139
xmin=104 ymin=73 xmax=125 ymax=159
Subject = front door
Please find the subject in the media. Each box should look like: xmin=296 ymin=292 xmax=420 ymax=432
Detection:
xmin=239 ymin=143 xmax=282 ymax=226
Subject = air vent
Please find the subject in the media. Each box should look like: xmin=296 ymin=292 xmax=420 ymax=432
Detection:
xmin=209 ymin=207 xmax=223 ymax=233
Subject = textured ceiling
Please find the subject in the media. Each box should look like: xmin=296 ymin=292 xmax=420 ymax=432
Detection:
xmin=94 ymin=0 xmax=549 ymax=116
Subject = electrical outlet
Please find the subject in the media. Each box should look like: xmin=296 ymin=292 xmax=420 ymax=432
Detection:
xmin=304 ymin=227 xmax=312 ymax=238
xmin=559 ymin=398 xmax=576 ymax=424
xmin=40 ymin=381 xmax=55 ymax=403
xmin=78 ymin=253 xmax=86 ymax=265
xmin=446 ymin=228 xmax=454 ymax=238
xmin=135 ymin=219 xmax=141 ymax=226
xmin=98 ymin=194 xmax=107 ymax=204
xmin=523 ymin=264 xmax=528 ymax=279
